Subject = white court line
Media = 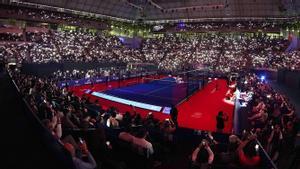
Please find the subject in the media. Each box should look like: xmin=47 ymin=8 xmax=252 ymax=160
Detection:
xmin=91 ymin=92 xmax=162 ymax=112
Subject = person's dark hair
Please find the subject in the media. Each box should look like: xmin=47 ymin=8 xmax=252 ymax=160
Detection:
xmin=244 ymin=140 xmax=257 ymax=158
xmin=111 ymin=111 xmax=117 ymax=118
xmin=133 ymin=113 xmax=142 ymax=125
xmin=163 ymin=120 xmax=171 ymax=128
xmin=136 ymin=128 xmax=148 ymax=138
xmin=124 ymin=111 xmax=131 ymax=117
xmin=196 ymin=146 xmax=209 ymax=163
xmin=124 ymin=126 xmax=132 ymax=133
xmin=218 ymin=111 xmax=223 ymax=116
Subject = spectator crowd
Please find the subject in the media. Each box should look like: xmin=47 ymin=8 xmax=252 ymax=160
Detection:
xmin=1 ymin=7 xmax=299 ymax=169
xmin=9 ymin=67 xmax=299 ymax=169
xmin=1 ymin=28 xmax=300 ymax=72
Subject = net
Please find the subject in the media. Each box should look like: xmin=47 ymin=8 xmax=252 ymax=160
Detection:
xmin=112 ymin=68 xmax=209 ymax=106
xmin=176 ymin=69 xmax=208 ymax=98
xmin=143 ymin=76 xmax=202 ymax=103
xmin=143 ymin=77 xmax=180 ymax=86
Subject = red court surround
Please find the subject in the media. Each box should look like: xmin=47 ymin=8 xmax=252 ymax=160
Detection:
xmin=177 ymin=79 xmax=234 ymax=133
xmin=70 ymin=78 xmax=234 ymax=133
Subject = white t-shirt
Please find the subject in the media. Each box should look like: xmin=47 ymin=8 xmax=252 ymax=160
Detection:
xmin=132 ymin=137 xmax=154 ymax=155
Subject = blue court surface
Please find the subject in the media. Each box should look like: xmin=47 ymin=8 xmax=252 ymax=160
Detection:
xmin=100 ymin=77 xmax=199 ymax=107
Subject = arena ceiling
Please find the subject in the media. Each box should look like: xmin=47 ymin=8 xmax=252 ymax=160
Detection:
xmin=10 ymin=0 xmax=300 ymax=23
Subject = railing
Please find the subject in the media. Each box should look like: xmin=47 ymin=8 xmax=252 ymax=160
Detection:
xmin=252 ymin=132 xmax=278 ymax=169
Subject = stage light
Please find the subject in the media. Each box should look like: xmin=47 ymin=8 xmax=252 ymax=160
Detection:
xmin=260 ymin=75 xmax=265 ymax=81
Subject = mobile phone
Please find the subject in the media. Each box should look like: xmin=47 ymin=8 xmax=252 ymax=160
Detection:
xmin=79 ymin=137 xmax=83 ymax=144
xmin=202 ymin=141 xmax=206 ymax=146
xmin=255 ymin=144 xmax=259 ymax=151
xmin=106 ymin=141 xmax=110 ymax=146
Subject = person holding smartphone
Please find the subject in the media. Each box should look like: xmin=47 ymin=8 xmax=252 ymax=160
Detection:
xmin=191 ymin=139 xmax=214 ymax=169
xmin=64 ymin=139 xmax=97 ymax=169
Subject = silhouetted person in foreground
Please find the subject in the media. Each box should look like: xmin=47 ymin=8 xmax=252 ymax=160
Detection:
xmin=170 ymin=105 xmax=178 ymax=127
xmin=216 ymin=111 xmax=228 ymax=133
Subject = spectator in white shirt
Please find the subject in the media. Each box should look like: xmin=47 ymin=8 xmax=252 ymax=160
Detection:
xmin=118 ymin=127 xmax=135 ymax=143
xmin=64 ymin=142 xmax=97 ymax=169
xmin=132 ymin=128 xmax=154 ymax=155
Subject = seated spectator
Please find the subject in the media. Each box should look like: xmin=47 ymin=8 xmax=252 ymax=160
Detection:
xmin=132 ymin=113 xmax=142 ymax=126
xmin=64 ymin=141 xmax=97 ymax=169
xmin=62 ymin=106 xmax=79 ymax=129
xmin=121 ymin=111 xmax=132 ymax=127
xmin=106 ymin=111 xmax=119 ymax=128
xmin=191 ymin=139 xmax=214 ymax=169
xmin=80 ymin=113 xmax=95 ymax=129
xmin=160 ymin=118 xmax=176 ymax=142
xmin=42 ymin=115 xmax=62 ymax=139
xmin=115 ymin=112 xmax=123 ymax=121
xmin=144 ymin=112 xmax=158 ymax=128
xmin=118 ymin=127 xmax=135 ymax=143
xmin=132 ymin=128 xmax=154 ymax=155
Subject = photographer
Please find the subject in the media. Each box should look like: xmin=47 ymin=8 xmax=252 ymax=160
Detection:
xmin=191 ymin=139 xmax=214 ymax=169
